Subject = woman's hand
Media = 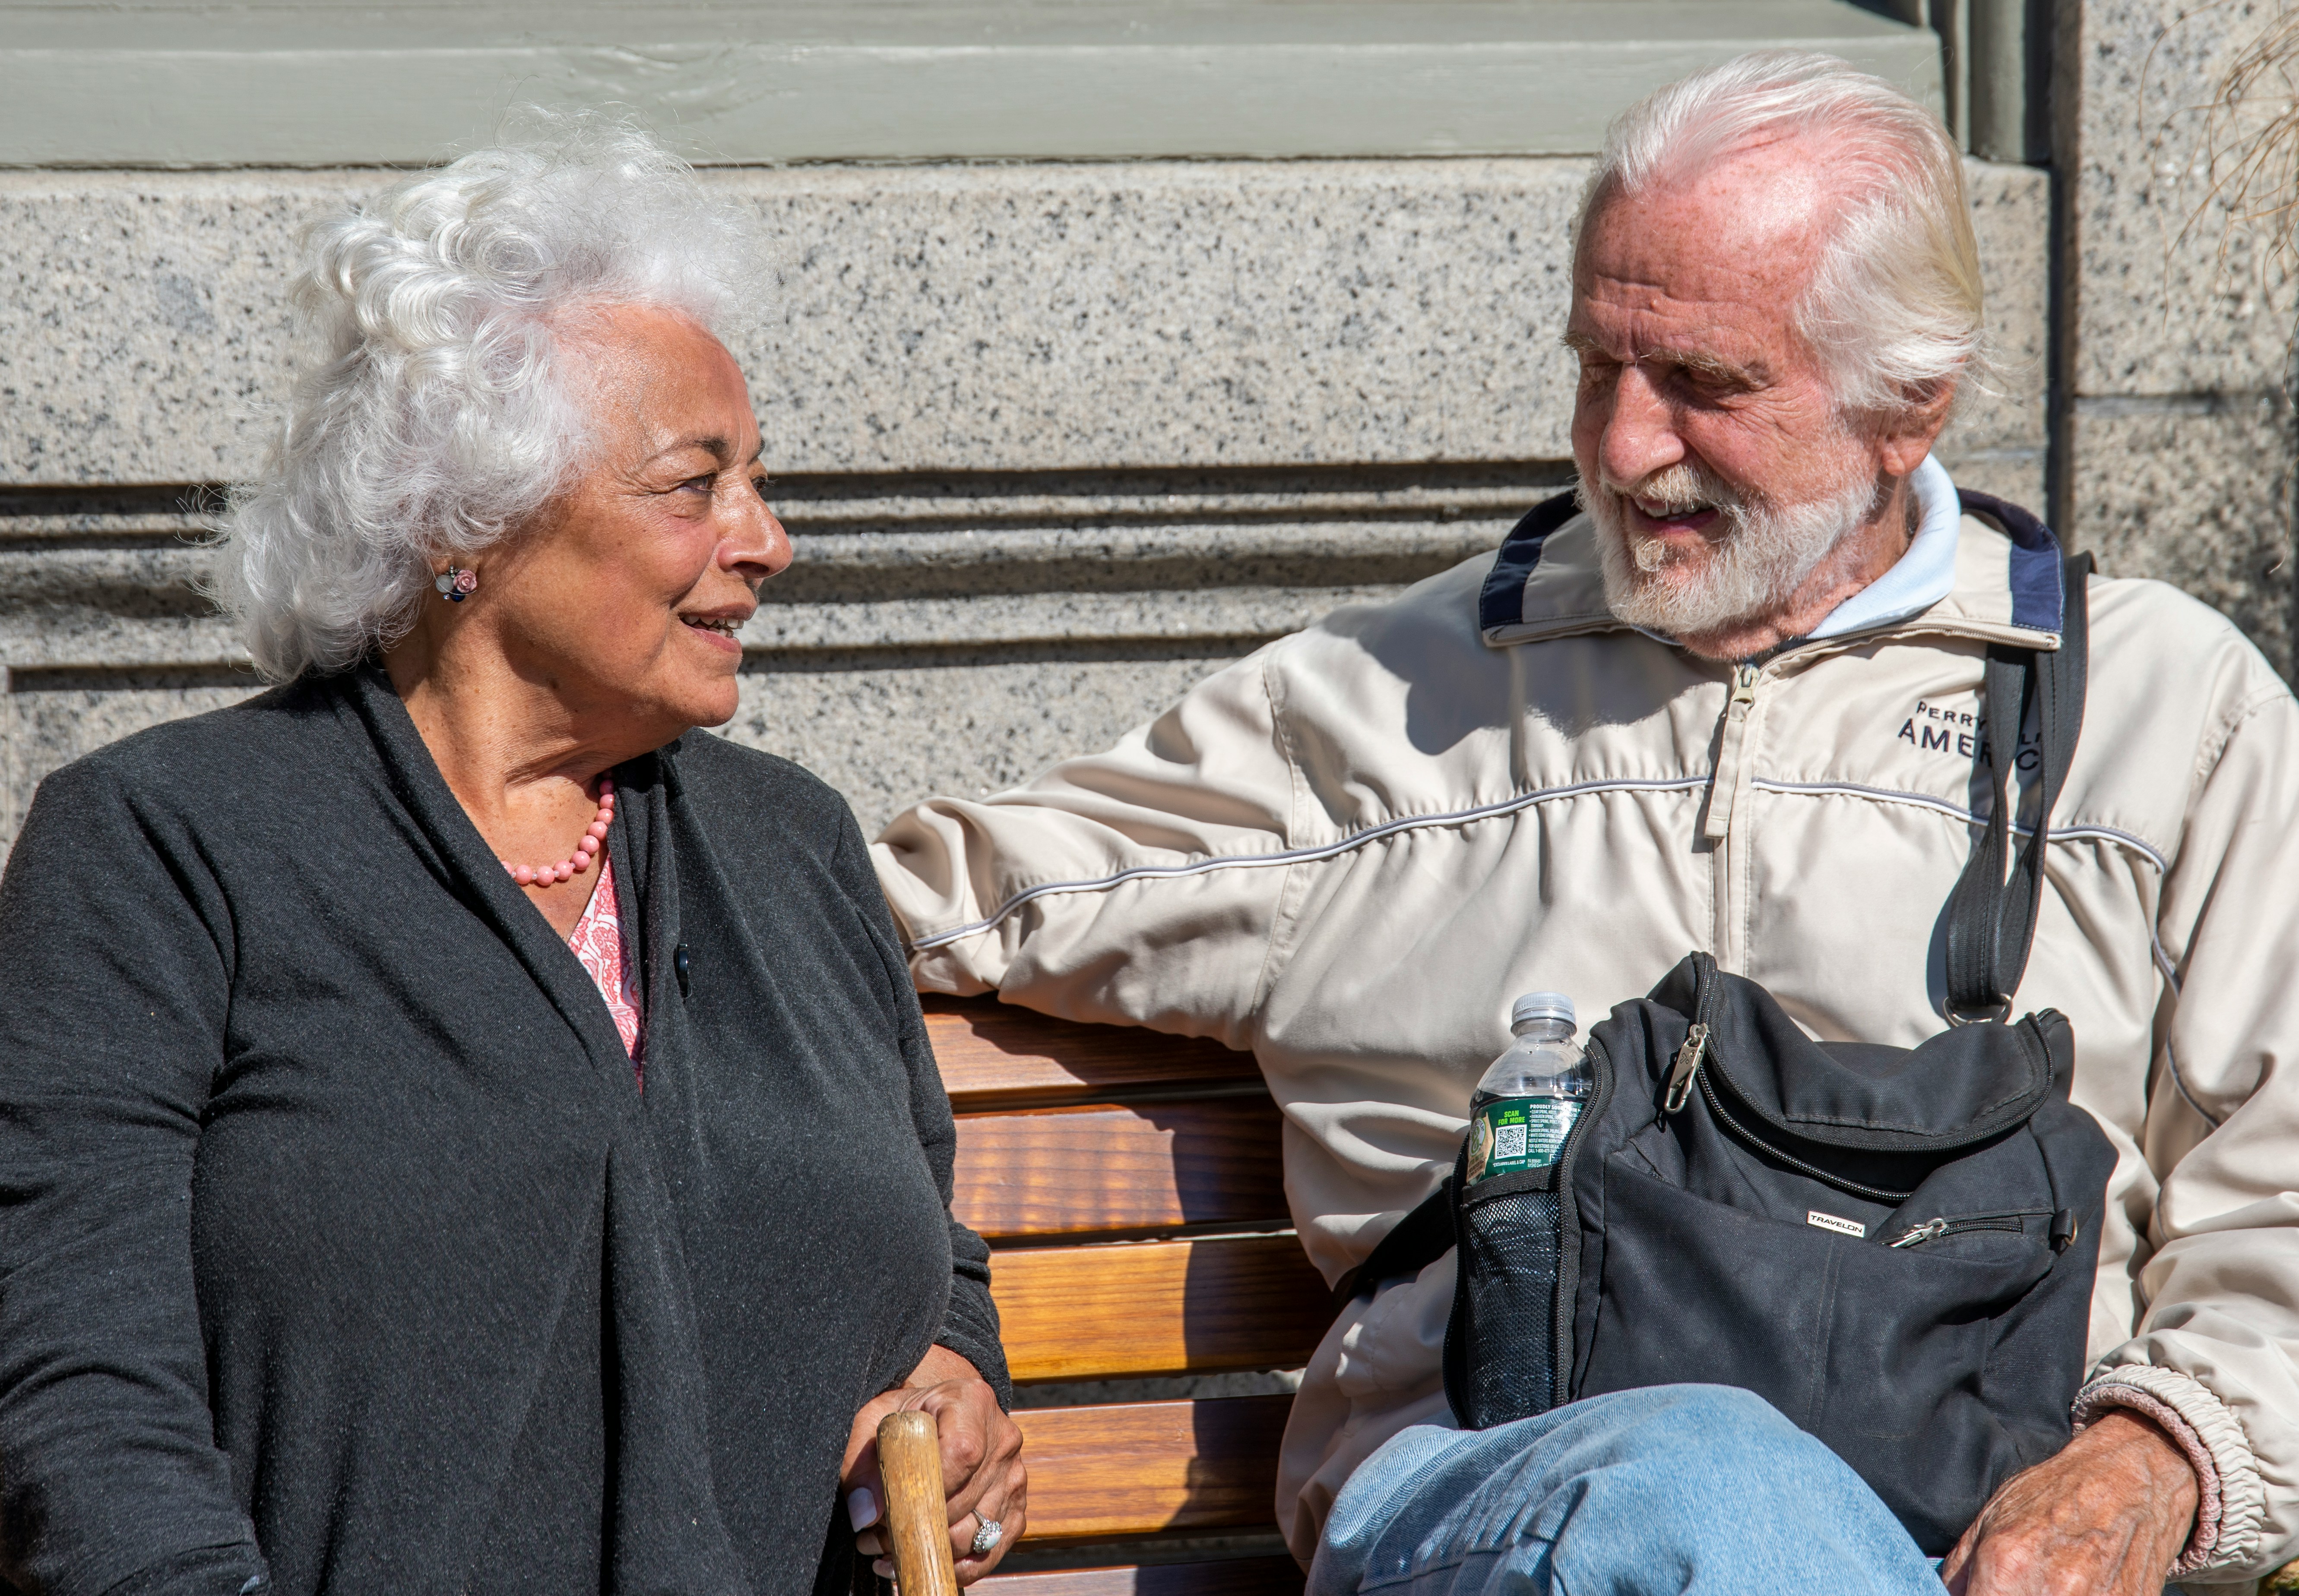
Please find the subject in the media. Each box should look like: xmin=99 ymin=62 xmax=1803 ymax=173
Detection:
xmin=841 ymin=1346 xmax=1026 ymax=1586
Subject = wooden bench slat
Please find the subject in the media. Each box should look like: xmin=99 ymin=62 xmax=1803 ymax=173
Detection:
xmin=1012 ymin=1397 xmax=1292 ymax=1541
xmin=994 ymin=1235 xmax=1330 ymax=1382
xmin=977 ymin=1557 xmax=1304 ymax=1596
xmin=925 ymin=997 xmax=1259 ymax=1110
xmin=926 ymin=1003 xmax=1306 ymax=1571
xmin=954 ymin=1100 xmax=1289 ymax=1242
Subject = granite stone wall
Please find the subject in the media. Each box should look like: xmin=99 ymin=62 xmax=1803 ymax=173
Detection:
xmin=0 ymin=155 xmax=2049 ymax=856
xmin=2056 ymin=0 xmax=2299 ymax=675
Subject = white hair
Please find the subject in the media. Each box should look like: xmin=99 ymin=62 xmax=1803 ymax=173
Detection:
xmin=1580 ymin=51 xmax=1989 ymax=423
xmin=212 ymin=111 xmax=769 ymax=681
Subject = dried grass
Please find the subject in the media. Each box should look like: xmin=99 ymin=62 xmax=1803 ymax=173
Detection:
xmin=2157 ymin=1 xmax=2299 ymax=328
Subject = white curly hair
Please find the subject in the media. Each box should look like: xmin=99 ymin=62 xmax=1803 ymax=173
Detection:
xmin=213 ymin=111 xmax=769 ymax=682
xmin=1581 ymin=51 xmax=1991 ymax=424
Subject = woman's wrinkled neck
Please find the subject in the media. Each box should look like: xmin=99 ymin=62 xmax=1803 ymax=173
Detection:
xmin=382 ymin=618 xmax=621 ymax=827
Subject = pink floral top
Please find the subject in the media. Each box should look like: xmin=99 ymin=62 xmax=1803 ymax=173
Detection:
xmin=568 ymin=851 xmax=644 ymax=1075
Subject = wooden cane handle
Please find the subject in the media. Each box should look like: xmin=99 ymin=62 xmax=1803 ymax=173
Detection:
xmin=877 ymin=1410 xmax=961 ymax=1596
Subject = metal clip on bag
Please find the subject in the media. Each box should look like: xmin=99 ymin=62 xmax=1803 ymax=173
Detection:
xmin=1350 ymin=536 xmax=2118 ymax=1555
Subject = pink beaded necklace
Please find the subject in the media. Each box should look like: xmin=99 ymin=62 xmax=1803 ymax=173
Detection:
xmin=504 ymin=778 xmax=615 ymax=888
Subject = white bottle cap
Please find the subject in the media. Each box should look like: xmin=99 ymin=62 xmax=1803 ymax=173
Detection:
xmin=1510 ymin=991 xmax=1575 ymax=1029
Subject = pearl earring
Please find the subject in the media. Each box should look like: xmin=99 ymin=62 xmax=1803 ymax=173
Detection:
xmin=434 ymin=566 xmax=478 ymax=602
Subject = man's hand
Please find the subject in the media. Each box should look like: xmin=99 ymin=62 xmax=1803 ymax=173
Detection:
xmin=840 ymin=1346 xmax=1027 ymax=1586
xmin=1941 ymin=1409 xmax=2199 ymax=1596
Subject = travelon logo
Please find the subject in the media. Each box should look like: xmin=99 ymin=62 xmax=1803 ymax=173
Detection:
xmin=1897 ymin=699 xmax=2040 ymax=770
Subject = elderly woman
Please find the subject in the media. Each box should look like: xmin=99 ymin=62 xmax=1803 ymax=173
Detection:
xmin=0 ymin=122 xmax=1021 ymax=1596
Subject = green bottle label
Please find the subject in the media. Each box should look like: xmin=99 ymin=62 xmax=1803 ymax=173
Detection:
xmin=1467 ymin=1096 xmax=1581 ymax=1182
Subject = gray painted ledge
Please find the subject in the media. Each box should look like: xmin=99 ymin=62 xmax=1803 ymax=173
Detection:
xmin=0 ymin=0 xmax=1944 ymax=166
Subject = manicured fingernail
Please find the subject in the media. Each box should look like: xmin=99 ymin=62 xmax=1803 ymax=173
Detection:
xmin=846 ymin=1487 xmax=879 ymax=1529
xmin=873 ymin=1559 xmax=895 ymax=1580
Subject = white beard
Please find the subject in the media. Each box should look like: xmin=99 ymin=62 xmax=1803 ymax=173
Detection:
xmin=1583 ymin=457 xmax=1880 ymax=642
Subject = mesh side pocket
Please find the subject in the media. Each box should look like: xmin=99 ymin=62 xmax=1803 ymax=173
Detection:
xmin=1460 ymin=1187 xmax=1562 ymax=1428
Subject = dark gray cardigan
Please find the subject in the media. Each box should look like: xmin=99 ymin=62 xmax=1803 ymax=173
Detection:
xmin=0 ymin=666 xmax=1006 ymax=1596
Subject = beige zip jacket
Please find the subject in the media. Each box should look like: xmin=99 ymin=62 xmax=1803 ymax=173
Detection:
xmin=872 ymin=491 xmax=2299 ymax=1586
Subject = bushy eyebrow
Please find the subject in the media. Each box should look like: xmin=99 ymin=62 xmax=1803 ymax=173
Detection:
xmin=1560 ymin=330 xmax=1765 ymax=388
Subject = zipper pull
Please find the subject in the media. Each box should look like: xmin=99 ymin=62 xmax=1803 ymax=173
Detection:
xmin=1889 ymin=1217 xmax=1948 ymax=1248
xmin=1702 ymin=664 xmax=1762 ymax=842
xmin=1663 ymin=1022 xmax=1710 ymax=1113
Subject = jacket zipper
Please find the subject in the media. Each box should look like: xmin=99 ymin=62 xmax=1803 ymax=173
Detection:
xmin=1886 ymin=1210 xmax=2049 ymax=1248
xmin=1704 ymin=662 xmax=1766 ymax=973
xmin=1702 ymin=663 xmax=1762 ymax=844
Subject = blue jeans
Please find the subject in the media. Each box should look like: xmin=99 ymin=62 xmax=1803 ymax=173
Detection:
xmin=1310 ymin=1385 xmax=1946 ymax=1596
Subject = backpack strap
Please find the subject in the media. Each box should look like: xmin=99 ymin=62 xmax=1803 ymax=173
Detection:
xmin=1330 ymin=1177 xmax=1455 ymax=1313
xmin=1942 ymin=549 xmax=2093 ymax=1021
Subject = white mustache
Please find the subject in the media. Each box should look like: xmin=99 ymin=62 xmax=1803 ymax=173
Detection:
xmin=1600 ymin=461 xmax=1742 ymax=518
xmin=1596 ymin=464 xmax=1747 ymax=570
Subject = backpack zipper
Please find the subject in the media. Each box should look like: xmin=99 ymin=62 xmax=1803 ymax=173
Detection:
xmin=1672 ymin=950 xmax=1916 ymax=1205
xmin=1885 ymin=1210 xmax=2049 ymax=1248
xmin=1663 ymin=1022 xmax=1710 ymax=1114
xmin=1664 ymin=951 xmax=1725 ymax=1114
xmin=1697 ymin=1065 xmax=1918 ymax=1204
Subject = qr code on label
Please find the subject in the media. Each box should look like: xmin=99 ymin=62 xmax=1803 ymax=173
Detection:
xmin=1494 ymin=1124 xmax=1528 ymax=1160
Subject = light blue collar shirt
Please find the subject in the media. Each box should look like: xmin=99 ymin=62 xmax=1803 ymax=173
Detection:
xmin=1804 ymin=454 xmax=1961 ymax=639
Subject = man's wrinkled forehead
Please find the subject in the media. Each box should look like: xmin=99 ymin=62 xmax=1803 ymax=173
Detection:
xmin=1567 ymin=135 xmax=1838 ymax=360
xmin=1564 ymin=264 xmax=1783 ymax=376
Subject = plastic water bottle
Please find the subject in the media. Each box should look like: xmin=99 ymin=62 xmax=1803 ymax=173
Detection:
xmin=1466 ymin=993 xmax=1592 ymax=1183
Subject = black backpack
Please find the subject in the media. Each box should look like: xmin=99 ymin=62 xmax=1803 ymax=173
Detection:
xmin=1343 ymin=544 xmax=2116 ymax=1555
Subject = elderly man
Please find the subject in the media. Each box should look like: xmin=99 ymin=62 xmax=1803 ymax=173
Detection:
xmin=872 ymin=53 xmax=2299 ymax=1595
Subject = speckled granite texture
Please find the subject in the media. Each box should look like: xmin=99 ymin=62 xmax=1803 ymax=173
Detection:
xmin=2068 ymin=398 xmax=2295 ymax=673
xmin=2061 ymin=0 xmax=2299 ymax=397
xmin=2058 ymin=0 xmax=2298 ymax=678
xmin=0 ymin=151 xmax=2054 ymax=861
xmin=0 ymin=158 xmax=2047 ymax=485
